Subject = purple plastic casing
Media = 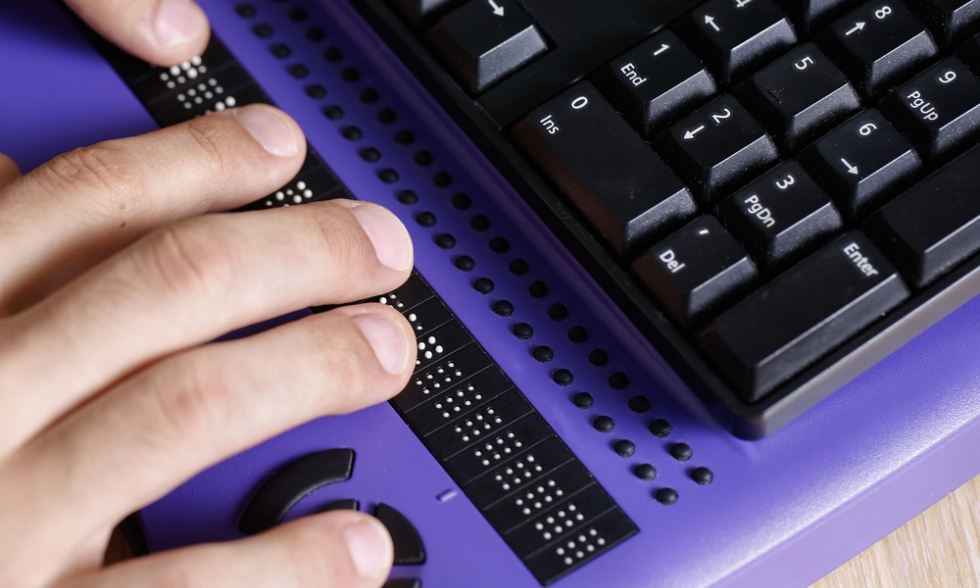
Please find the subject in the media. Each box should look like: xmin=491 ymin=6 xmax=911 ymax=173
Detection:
xmin=5 ymin=1 xmax=980 ymax=586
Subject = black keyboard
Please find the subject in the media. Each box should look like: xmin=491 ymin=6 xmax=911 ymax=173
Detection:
xmin=353 ymin=0 xmax=980 ymax=438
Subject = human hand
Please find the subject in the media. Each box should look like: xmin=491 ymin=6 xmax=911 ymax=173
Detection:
xmin=0 ymin=3 xmax=417 ymax=587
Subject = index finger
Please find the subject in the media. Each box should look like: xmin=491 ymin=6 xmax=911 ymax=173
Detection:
xmin=65 ymin=0 xmax=210 ymax=66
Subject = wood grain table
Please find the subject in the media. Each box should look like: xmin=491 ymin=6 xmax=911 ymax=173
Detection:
xmin=813 ymin=476 xmax=980 ymax=587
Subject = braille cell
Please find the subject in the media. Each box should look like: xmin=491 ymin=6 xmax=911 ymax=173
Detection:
xmin=533 ymin=346 xmax=554 ymax=362
xmin=493 ymin=300 xmax=514 ymax=316
xmin=655 ymin=488 xmax=678 ymax=505
xmin=553 ymin=369 xmax=574 ymax=386
xmin=455 ymin=255 xmax=476 ymax=271
xmin=593 ymin=416 xmax=615 ymax=433
xmin=397 ymin=190 xmax=418 ymax=205
xmin=436 ymin=233 xmax=456 ymax=249
xmin=513 ymin=323 xmax=534 ymax=339
xmin=573 ymin=392 xmax=594 ymax=409
xmin=474 ymin=278 xmax=495 ymax=294
xmin=634 ymin=464 xmax=657 ymax=481
xmin=415 ymin=211 xmax=437 ymax=227
xmin=670 ymin=443 xmax=693 ymax=461
xmin=614 ymin=440 xmax=635 ymax=458
xmin=628 ymin=396 xmax=650 ymax=413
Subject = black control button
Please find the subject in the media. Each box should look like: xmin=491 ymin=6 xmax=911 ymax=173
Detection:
xmin=799 ymin=109 xmax=922 ymax=220
xmin=427 ymin=0 xmax=547 ymax=93
xmin=389 ymin=0 xmax=459 ymax=27
xmin=881 ymin=57 xmax=980 ymax=163
xmin=482 ymin=459 xmax=595 ymax=533
xmin=238 ymin=449 xmax=354 ymax=535
xmin=394 ymin=344 xmax=494 ymax=413
xmin=375 ymin=503 xmax=426 ymax=565
xmin=464 ymin=436 xmax=576 ymax=509
xmin=513 ymin=82 xmax=697 ymax=255
xmin=657 ymin=94 xmax=779 ymax=204
xmin=632 ymin=216 xmax=758 ymax=325
xmin=680 ymin=0 xmax=798 ymax=85
xmin=440 ymin=412 xmax=553 ymax=485
xmin=698 ymin=231 xmax=909 ymax=400
xmin=716 ymin=161 xmax=843 ymax=271
xmin=737 ymin=43 xmax=861 ymax=151
xmin=317 ymin=499 xmax=360 ymax=512
xmin=402 ymin=366 xmax=512 ymax=436
xmin=414 ymin=321 xmax=475 ymax=372
xmin=820 ymin=0 xmax=938 ymax=97
xmin=905 ymin=0 xmax=980 ymax=44
xmin=865 ymin=144 xmax=980 ymax=287
xmin=777 ymin=0 xmax=859 ymax=34
xmin=520 ymin=507 xmax=637 ymax=585
xmin=592 ymin=30 xmax=717 ymax=136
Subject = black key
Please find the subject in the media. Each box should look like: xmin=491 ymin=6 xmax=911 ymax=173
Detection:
xmin=737 ymin=43 xmax=861 ymax=150
xmin=799 ymin=109 xmax=922 ymax=220
xmin=680 ymin=0 xmax=798 ymax=85
xmin=880 ymin=57 xmax=980 ymax=163
xmin=374 ymin=503 xmax=426 ymax=565
xmin=905 ymin=0 xmax=980 ymax=44
xmin=513 ymin=82 xmax=697 ymax=255
xmin=389 ymin=0 xmax=461 ymax=27
xmin=632 ymin=216 xmax=758 ymax=325
xmin=820 ymin=0 xmax=938 ymax=97
xmin=777 ymin=0 xmax=861 ymax=34
xmin=865 ymin=144 xmax=980 ymax=287
xmin=716 ymin=161 xmax=844 ymax=271
xmin=957 ymin=30 xmax=980 ymax=72
xmin=427 ymin=0 xmax=547 ymax=93
xmin=698 ymin=231 xmax=909 ymax=401
xmin=592 ymin=30 xmax=717 ymax=136
xmin=656 ymin=94 xmax=779 ymax=204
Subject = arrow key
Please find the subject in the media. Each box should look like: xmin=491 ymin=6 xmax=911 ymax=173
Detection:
xmin=427 ymin=0 xmax=547 ymax=94
xmin=799 ymin=109 xmax=922 ymax=220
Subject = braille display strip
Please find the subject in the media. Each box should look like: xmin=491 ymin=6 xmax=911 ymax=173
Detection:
xmin=83 ymin=27 xmax=636 ymax=586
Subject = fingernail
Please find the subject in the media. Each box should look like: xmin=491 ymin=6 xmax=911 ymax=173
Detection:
xmin=342 ymin=519 xmax=392 ymax=579
xmin=154 ymin=0 xmax=207 ymax=48
xmin=349 ymin=204 xmax=413 ymax=271
xmin=233 ymin=107 xmax=300 ymax=158
xmin=353 ymin=313 xmax=411 ymax=376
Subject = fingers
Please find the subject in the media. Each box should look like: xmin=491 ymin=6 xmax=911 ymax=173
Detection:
xmin=0 ymin=105 xmax=305 ymax=315
xmin=60 ymin=512 xmax=393 ymax=588
xmin=64 ymin=0 xmax=210 ymax=66
xmin=0 ymin=199 xmax=413 ymax=454
xmin=1 ymin=305 xmax=412 ymax=572
xmin=0 ymin=154 xmax=20 ymax=188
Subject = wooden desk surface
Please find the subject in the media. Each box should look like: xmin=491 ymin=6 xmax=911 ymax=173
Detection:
xmin=813 ymin=476 xmax=980 ymax=587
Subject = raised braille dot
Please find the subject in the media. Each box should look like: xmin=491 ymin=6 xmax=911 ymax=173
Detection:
xmin=378 ymin=168 xmax=399 ymax=184
xmin=360 ymin=87 xmax=379 ymax=103
xmin=394 ymin=129 xmax=415 ymax=144
xmin=455 ymin=256 xmax=475 ymax=271
xmin=289 ymin=6 xmax=308 ymax=21
xmin=634 ymin=464 xmax=657 ymax=480
xmin=406 ymin=150 xmax=432 ymax=167
xmin=415 ymin=211 xmax=437 ymax=227
xmin=378 ymin=108 xmax=397 ymax=124
xmin=509 ymin=259 xmax=530 ymax=275
xmin=628 ymin=395 xmax=651 ymax=413
xmin=324 ymin=46 xmax=343 ymax=62
xmin=493 ymin=300 xmax=514 ymax=316
xmin=488 ymin=237 xmax=510 ymax=253
xmin=287 ymin=63 xmax=309 ymax=79
xmin=470 ymin=214 xmax=490 ymax=231
xmin=397 ymin=190 xmax=418 ymax=205
xmin=691 ymin=467 xmax=713 ymax=485
xmin=323 ymin=105 xmax=344 ymax=120
xmin=341 ymin=126 xmax=362 ymax=141
xmin=533 ymin=346 xmax=554 ymax=362
xmin=593 ymin=416 xmax=614 ymax=433
xmin=341 ymin=67 xmax=361 ymax=82
xmin=306 ymin=26 xmax=325 ymax=41
xmin=655 ymin=488 xmax=678 ymax=505
xmin=568 ymin=326 xmax=589 ymax=343
xmin=236 ymin=3 xmax=256 ymax=18
xmin=609 ymin=372 xmax=629 ymax=389
xmin=649 ymin=419 xmax=671 ymax=438
xmin=670 ymin=443 xmax=692 ymax=461
xmin=512 ymin=323 xmax=533 ymax=339
xmin=474 ymin=278 xmax=495 ymax=294
xmin=553 ymin=369 xmax=574 ymax=386
xmin=305 ymin=84 xmax=326 ymax=99
xmin=270 ymin=43 xmax=291 ymax=58
xmin=435 ymin=234 xmax=456 ymax=249
xmin=253 ymin=23 xmax=274 ymax=38
xmin=573 ymin=392 xmax=594 ymax=409
xmin=588 ymin=349 xmax=608 ymax=366
xmin=433 ymin=171 xmax=453 ymax=187
xmin=360 ymin=147 xmax=381 ymax=163
xmin=614 ymin=440 xmax=635 ymax=458
xmin=529 ymin=281 xmax=548 ymax=298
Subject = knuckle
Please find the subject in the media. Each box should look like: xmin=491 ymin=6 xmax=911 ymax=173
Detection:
xmin=142 ymin=222 xmax=241 ymax=304
xmin=150 ymin=356 xmax=233 ymax=445
xmin=38 ymin=144 xmax=144 ymax=207
xmin=180 ymin=116 xmax=243 ymax=179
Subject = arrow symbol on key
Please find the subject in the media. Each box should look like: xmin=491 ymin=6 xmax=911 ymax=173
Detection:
xmin=488 ymin=0 xmax=505 ymax=16
xmin=846 ymin=21 xmax=866 ymax=36
xmin=684 ymin=125 xmax=706 ymax=140
xmin=705 ymin=15 xmax=720 ymax=32
xmin=841 ymin=158 xmax=860 ymax=175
